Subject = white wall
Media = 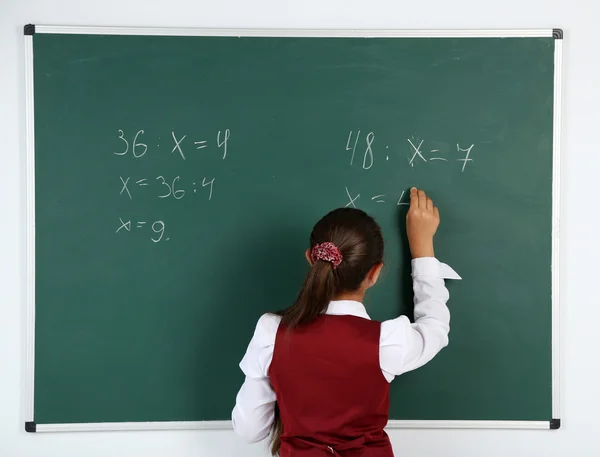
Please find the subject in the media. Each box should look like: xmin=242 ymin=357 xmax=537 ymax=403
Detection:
xmin=1 ymin=0 xmax=599 ymax=456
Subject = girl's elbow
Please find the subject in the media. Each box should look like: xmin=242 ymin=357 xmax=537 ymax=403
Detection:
xmin=440 ymin=330 xmax=450 ymax=348
xmin=232 ymin=417 xmax=270 ymax=444
xmin=235 ymin=427 xmax=270 ymax=444
xmin=435 ymin=330 xmax=450 ymax=353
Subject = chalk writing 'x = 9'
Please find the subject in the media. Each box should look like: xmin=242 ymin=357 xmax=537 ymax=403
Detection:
xmin=116 ymin=218 xmax=168 ymax=243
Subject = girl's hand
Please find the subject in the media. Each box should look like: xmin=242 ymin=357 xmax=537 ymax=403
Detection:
xmin=406 ymin=188 xmax=439 ymax=259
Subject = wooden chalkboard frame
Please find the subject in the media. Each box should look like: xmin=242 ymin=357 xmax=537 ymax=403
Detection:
xmin=23 ymin=25 xmax=563 ymax=432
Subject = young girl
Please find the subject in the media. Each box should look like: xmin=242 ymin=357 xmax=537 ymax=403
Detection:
xmin=232 ymin=188 xmax=460 ymax=456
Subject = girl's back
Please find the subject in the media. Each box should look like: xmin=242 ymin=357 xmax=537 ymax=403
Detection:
xmin=232 ymin=189 xmax=460 ymax=456
xmin=270 ymin=314 xmax=391 ymax=454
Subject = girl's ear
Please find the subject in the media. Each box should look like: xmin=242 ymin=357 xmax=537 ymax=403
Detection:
xmin=305 ymin=249 xmax=313 ymax=265
xmin=365 ymin=263 xmax=384 ymax=288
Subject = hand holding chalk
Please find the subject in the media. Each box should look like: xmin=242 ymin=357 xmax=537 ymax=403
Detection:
xmin=406 ymin=188 xmax=439 ymax=259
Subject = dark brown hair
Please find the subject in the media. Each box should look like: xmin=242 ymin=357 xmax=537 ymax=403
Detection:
xmin=269 ymin=207 xmax=384 ymax=455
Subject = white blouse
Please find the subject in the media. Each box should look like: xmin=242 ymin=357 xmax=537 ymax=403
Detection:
xmin=232 ymin=257 xmax=461 ymax=443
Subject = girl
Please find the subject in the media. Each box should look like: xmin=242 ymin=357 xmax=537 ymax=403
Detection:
xmin=232 ymin=188 xmax=460 ymax=456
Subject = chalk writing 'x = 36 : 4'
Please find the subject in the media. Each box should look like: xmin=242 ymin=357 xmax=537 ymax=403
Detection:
xmin=119 ymin=176 xmax=215 ymax=200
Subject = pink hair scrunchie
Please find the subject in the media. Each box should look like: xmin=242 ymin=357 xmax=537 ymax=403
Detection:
xmin=310 ymin=242 xmax=343 ymax=269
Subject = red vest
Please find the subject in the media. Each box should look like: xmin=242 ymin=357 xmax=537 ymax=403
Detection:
xmin=269 ymin=314 xmax=394 ymax=457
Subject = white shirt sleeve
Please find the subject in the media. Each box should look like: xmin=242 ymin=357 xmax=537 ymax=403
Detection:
xmin=380 ymin=257 xmax=461 ymax=382
xmin=231 ymin=313 xmax=281 ymax=443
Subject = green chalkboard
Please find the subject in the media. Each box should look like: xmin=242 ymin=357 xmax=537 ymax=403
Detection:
xmin=27 ymin=28 xmax=559 ymax=430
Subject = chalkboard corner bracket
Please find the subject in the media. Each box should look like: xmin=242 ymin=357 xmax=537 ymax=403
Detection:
xmin=24 ymin=24 xmax=36 ymax=35
xmin=550 ymin=418 xmax=561 ymax=430
xmin=553 ymin=29 xmax=563 ymax=40
xmin=25 ymin=421 xmax=36 ymax=432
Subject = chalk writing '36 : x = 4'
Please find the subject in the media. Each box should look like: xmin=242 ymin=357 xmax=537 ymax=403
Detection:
xmin=113 ymin=129 xmax=231 ymax=160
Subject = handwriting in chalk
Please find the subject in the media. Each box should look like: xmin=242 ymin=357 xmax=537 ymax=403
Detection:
xmin=345 ymin=131 xmax=375 ymax=170
xmin=397 ymin=190 xmax=410 ymax=206
xmin=119 ymin=176 xmax=132 ymax=200
xmin=171 ymin=132 xmax=187 ymax=160
xmin=113 ymin=130 xmax=129 ymax=156
xmin=429 ymin=149 xmax=447 ymax=162
xmin=345 ymin=131 xmax=475 ymax=172
xmin=112 ymin=126 xmax=228 ymax=242
xmin=363 ymin=132 xmax=375 ymax=170
xmin=457 ymin=143 xmax=475 ymax=172
xmin=112 ymin=127 xmax=473 ymax=244
xmin=117 ymin=175 xmax=215 ymax=201
xmin=406 ymin=137 xmax=477 ymax=170
xmin=344 ymin=187 xmax=412 ymax=209
xmin=346 ymin=130 xmax=360 ymax=166
xmin=217 ymin=129 xmax=230 ymax=160
xmin=344 ymin=186 xmax=360 ymax=208
xmin=202 ymin=177 xmax=215 ymax=201
xmin=408 ymin=139 xmax=426 ymax=167
xmin=113 ymin=129 xmax=147 ymax=158
xmin=407 ymin=138 xmax=475 ymax=170
xmin=151 ymin=221 xmax=167 ymax=243
xmin=116 ymin=217 xmax=169 ymax=243
xmin=132 ymin=130 xmax=148 ymax=158
xmin=116 ymin=217 xmax=131 ymax=233
xmin=113 ymin=129 xmax=231 ymax=159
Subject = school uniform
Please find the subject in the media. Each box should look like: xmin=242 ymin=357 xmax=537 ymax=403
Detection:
xmin=232 ymin=257 xmax=460 ymax=456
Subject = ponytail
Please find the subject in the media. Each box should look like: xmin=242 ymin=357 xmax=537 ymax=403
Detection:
xmin=279 ymin=259 xmax=336 ymax=329
xmin=270 ymin=259 xmax=337 ymax=455
xmin=270 ymin=404 xmax=283 ymax=456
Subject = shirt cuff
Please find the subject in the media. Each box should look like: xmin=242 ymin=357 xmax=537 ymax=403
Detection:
xmin=411 ymin=257 xmax=462 ymax=280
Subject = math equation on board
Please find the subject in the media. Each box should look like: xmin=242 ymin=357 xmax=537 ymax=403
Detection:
xmin=343 ymin=130 xmax=475 ymax=210
xmin=113 ymin=127 xmax=476 ymax=242
xmin=113 ymin=128 xmax=230 ymax=243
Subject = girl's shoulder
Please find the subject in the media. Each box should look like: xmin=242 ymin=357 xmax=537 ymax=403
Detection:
xmin=252 ymin=313 xmax=282 ymax=340
xmin=240 ymin=313 xmax=283 ymax=379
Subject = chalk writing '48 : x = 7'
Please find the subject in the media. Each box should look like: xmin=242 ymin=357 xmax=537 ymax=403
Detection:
xmin=346 ymin=131 xmax=475 ymax=172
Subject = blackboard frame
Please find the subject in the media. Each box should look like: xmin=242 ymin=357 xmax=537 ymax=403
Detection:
xmin=23 ymin=25 xmax=563 ymax=432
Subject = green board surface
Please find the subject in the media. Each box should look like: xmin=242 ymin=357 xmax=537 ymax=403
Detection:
xmin=32 ymin=33 xmax=555 ymax=425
